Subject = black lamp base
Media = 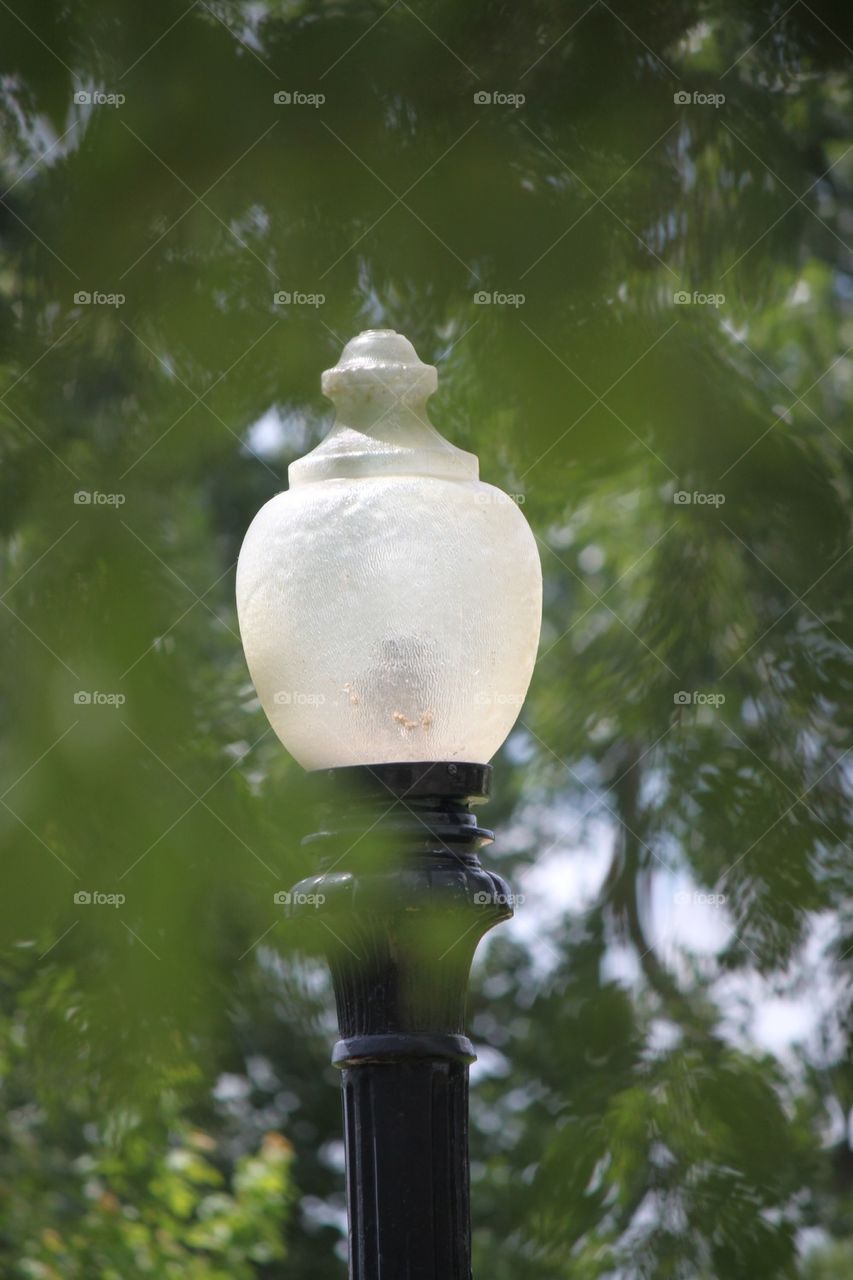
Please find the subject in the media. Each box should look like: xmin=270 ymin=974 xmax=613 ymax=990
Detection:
xmin=288 ymin=761 xmax=514 ymax=1280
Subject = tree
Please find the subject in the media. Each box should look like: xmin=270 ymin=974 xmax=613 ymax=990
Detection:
xmin=0 ymin=1 xmax=851 ymax=1276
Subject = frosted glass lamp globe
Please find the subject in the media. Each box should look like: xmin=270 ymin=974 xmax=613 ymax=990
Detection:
xmin=236 ymin=330 xmax=542 ymax=770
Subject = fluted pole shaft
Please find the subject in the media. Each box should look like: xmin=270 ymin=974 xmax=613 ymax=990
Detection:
xmin=291 ymin=762 xmax=513 ymax=1280
xmin=340 ymin=1053 xmax=471 ymax=1278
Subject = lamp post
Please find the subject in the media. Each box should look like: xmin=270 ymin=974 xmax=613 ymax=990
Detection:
xmin=236 ymin=330 xmax=542 ymax=1278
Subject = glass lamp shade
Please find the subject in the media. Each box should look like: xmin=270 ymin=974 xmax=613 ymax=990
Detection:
xmin=236 ymin=330 xmax=542 ymax=770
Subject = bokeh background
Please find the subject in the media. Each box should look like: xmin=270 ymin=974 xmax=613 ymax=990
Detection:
xmin=1 ymin=1 xmax=852 ymax=1276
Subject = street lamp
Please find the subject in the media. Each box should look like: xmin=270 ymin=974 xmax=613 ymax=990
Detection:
xmin=236 ymin=329 xmax=542 ymax=1278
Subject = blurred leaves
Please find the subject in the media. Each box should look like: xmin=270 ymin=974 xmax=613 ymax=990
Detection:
xmin=0 ymin=987 xmax=293 ymax=1278
xmin=0 ymin=0 xmax=851 ymax=1276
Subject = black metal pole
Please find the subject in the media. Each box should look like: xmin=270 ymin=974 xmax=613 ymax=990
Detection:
xmin=290 ymin=761 xmax=513 ymax=1280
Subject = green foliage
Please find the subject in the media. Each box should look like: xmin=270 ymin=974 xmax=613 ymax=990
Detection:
xmin=0 ymin=0 xmax=851 ymax=1277
xmin=802 ymin=1241 xmax=853 ymax=1280
xmin=0 ymin=1015 xmax=292 ymax=1278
